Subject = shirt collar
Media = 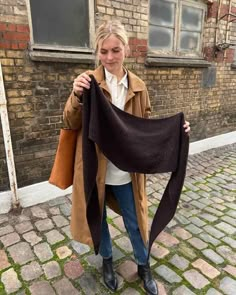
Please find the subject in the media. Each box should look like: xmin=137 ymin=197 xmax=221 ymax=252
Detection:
xmin=119 ymin=69 xmax=128 ymax=88
xmin=105 ymin=68 xmax=128 ymax=89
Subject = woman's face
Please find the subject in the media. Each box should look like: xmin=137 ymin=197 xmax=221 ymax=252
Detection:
xmin=98 ymin=34 xmax=127 ymax=76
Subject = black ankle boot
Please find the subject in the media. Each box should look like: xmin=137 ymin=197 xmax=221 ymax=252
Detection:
xmin=138 ymin=263 xmax=158 ymax=295
xmin=102 ymin=257 xmax=118 ymax=292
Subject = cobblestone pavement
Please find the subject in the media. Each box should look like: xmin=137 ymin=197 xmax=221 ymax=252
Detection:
xmin=0 ymin=143 xmax=236 ymax=295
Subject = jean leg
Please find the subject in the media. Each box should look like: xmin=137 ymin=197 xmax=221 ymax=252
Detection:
xmin=99 ymin=202 xmax=113 ymax=259
xmin=110 ymin=183 xmax=148 ymax=265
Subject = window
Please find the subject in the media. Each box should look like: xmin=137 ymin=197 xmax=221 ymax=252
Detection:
xmin=231 ymin=22 xmax=236 ymax=68
xmin=148 ymin=0 xmax=206 ymax=59
xmin=232 ymin=49 xmax=236 ymax=68
xmin=26 ymin=0 xmax=95 ymax=62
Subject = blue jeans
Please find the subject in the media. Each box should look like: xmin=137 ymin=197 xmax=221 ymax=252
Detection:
xmin=99 ymin=182 xmax=148 ymax=265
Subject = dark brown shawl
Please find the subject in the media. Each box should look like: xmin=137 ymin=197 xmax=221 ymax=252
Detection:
xmin=82 ymin=75 xmax=189 ymax=260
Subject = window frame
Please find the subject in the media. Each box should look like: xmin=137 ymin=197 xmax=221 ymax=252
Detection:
xmin=26 ymin=0 xmax=95 ymax=62
xmin=148 ymin=0 xmax=207 ymax=59
xmin=232 ymin=49 xmax=236 ymax=68
xmin=227 ymin=20 xmax=236 ymax=69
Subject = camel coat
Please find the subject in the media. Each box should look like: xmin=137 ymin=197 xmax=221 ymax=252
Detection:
xmin=63 ymin=65 xmax=151 ymax=247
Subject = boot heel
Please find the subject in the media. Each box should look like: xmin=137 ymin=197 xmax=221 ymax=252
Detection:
xmin=138 ymin=264 xmax=158 ymax=295
xmin=103 ymin=257 xmax=118 ymax=292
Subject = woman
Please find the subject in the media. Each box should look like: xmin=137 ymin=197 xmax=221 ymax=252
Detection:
xmin=63 ymin=20 xmax=190 ymax=295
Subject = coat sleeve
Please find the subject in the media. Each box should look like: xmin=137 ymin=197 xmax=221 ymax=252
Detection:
xmin=63 ymin=69 xmax=94 ymax=130
xmin=63 ymin=91 xmax=83 ymax=130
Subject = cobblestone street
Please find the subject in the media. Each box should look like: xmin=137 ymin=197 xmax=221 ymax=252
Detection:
xmin=0 ymin=143 xmax=235 ymax=295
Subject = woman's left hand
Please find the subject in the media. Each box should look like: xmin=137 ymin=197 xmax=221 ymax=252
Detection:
xmin=183 ymin=121 xmax=190 ymax=134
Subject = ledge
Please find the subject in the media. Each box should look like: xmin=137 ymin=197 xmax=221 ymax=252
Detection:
xmin=29 ymin=50 xmax=95 ymax=64
xmin=231 ymin=62 xmax=236 ymax=69
xmin=145 ymin=57 xmax=211 ymax=68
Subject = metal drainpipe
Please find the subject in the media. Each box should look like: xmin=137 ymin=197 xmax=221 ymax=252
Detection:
xmin=225 ymin=0 xmax=232 ymax=53
xmin=215 ymin=0 xmax=223 ymax=48
xmin=0 ymin=62 xmax=20 ymax=209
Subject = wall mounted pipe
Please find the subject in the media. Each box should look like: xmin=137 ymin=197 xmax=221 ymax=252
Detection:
xmin=0 ymin=62 xmax=19 ymax=209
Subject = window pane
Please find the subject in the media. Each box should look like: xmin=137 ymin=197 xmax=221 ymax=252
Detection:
xmin=150 ymin=0 xmax=175 ymax=27
xmin=149 ymin=25 xmax=174 ymax=50
xmin=30 ymin=0 xmax=89 ymax=47
xmin=181 ymin=5 xmax=202 ymax=31
xmin=180 ymin=32 xmax=200 ymax=50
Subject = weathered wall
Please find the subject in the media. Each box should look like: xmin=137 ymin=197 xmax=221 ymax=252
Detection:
xmin=0 ymin=0 xmax=236 ymax=191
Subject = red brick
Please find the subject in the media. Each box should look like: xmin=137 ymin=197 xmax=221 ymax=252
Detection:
xmin=225 ymin=48 xmax=234 ymax=63
xmin=129 ymin=45 xmax=136 ymax=51
xmin=130 ymin=38 xmax=139 ymax=45
xmin=0 ymin=41 xmax=11 ymax=49
xmin=11 ymin=43 xmax=18 ymax=50
xmin=231 ymin=6 xmax=236 ymax=14
xmin=139 ymin=39 xmax=146 ymax=45
xmin=132 ymin=51 xmax=141 ymax=57
xmin=129 ymin=38 xmax=147 ymax=47
xmin=3 ymin=32 xmax=29 ymax=41
xmin=207 ymin=2 xmax=218 ymax=19
xmin=0 ymin=23 xmax=7 ymax=31
xmin=203 ymin=46 xmax=215 ymax=62
xmin=18 ymin=42 xmax=28 ymax=49
xmin=219 ymin=4 xmax=229 ymax=19
xmin=137 ymin=45 xmax=147 ymax=52
xmin=7 ymin=24 xmax=16 ymax=31
xmin=215 ymin=51 xmax=225 ymax=62
xmin=17 ymin=25 xmax=29 ymax=33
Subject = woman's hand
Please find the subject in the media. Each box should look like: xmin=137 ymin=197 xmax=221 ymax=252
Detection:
xmin=183 ymin=121 xmax=190 ymax=134
xmin=73 ymin=73 xmax=91 ymax=98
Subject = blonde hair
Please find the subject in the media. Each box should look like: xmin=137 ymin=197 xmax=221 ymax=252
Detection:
xmin=95 ymin=20 xmax=128 ymax=53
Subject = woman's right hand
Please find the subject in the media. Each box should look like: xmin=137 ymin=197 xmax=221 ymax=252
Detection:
xmin=73 ymin=72 xmax=91 ymax=98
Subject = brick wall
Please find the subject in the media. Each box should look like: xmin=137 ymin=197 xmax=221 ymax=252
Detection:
xmin=0 ymin=0 xmax=236 ymax=191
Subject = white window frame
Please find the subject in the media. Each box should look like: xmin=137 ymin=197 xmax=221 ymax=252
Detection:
xmin=148 ymin=0 xmax=206 ymax=59
xmin=26 ymin=0 xmax=95 ymax=54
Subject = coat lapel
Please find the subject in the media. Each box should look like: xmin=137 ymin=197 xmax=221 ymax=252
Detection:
xmin=125 ymin=69 xmax=145 ymax=105
xmin=90 ymin=66 xmax=111 ymax=102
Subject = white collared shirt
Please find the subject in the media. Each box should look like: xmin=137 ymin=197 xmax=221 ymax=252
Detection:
xmin=104 ymin=68 xmax=131 ymax=185
xmin=105 ymin=68 xmax=128 ymax=110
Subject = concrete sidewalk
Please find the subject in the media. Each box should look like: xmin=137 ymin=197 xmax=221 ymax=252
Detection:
xmin=0 ymin=143 xmax=236 ymax=295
